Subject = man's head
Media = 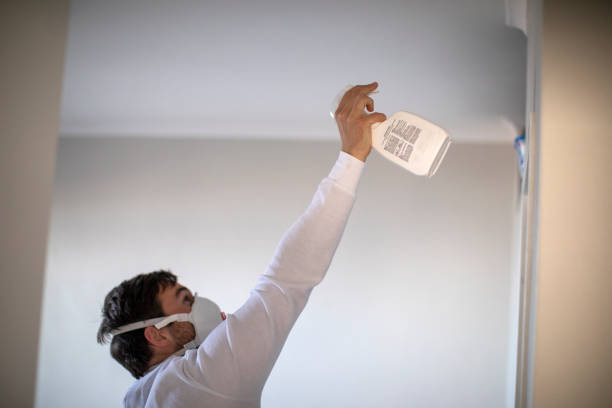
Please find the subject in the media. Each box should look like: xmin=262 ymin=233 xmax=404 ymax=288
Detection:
xmin=97 ymin=270 xmax=197 ymax=378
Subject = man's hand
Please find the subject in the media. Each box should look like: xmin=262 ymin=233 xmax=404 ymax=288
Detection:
xmin=334 ymin=82 xmax=387 ymax=162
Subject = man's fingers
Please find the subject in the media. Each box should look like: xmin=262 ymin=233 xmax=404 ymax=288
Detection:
xmin=365 ymin=112 xmax=387 ymax=124
xmin=336 ymin=82 xmax=381 ymax=118
xmin=365 ymin=96 xmax=374 ymax=112
xmin=335 ymin=82 xmax=383 ymax=161
xmin=346 ymin=82 xmax=379 ymax=98
xmin=353 ymin=95 xmax=374 ymax=113
xmin=354 ymin=82 xmax=378 ymax=93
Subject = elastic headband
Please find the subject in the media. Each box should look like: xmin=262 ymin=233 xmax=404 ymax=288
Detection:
xmin=110 ymin=312 xmax=190 ymax=336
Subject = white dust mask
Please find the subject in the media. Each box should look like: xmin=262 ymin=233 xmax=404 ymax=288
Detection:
xmin=110 ymin=295 xmax=224 ymax=349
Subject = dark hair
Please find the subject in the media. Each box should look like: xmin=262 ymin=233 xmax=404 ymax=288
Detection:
xmin=97 ymin=270 xmax=177 ymax=378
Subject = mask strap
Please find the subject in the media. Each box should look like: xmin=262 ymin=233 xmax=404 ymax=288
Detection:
xmin=110 ymin=312 xmax=190 ymax=336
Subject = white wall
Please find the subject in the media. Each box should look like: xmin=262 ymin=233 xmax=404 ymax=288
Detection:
xmin=37 ymin=138 xmax=518 ymax=407
xmin=527 ymin=1 xmax=612 ymax=407
xmin=0 ymin=2 xmax=68 ymax=407
xmin=60 ymin=0 xmax=526 ymax=144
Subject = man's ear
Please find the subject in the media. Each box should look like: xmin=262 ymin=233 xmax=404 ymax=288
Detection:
xmin=144 ymin=326 xmax=171 ymax=347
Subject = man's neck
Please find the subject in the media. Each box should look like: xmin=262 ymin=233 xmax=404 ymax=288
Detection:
xmin=147 ymin=347 xmax=185 ymax=372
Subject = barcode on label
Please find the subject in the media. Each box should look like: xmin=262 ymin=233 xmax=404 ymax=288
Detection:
xmin=382 ymin=120 xmax=422 ymax=162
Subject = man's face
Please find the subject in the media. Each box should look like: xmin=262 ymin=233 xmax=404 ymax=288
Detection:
xmin=158 ymin=283 xmax=195 ymax=316
xmin=156 ymin=283 xmax=227 ymax=349
xmin=157 ymin=283 xmax=197 ymax=347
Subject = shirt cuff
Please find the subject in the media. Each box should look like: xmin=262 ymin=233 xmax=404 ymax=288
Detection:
xmin=327 ymin=151 xmax=365 ymax=195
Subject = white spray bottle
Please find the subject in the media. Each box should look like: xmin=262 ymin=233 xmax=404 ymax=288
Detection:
xmin=331 ymin=85 xmax=451 ymax=177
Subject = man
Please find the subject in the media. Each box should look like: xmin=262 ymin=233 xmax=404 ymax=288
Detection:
xmin=97 ymin=82 xmax=386 ymax=407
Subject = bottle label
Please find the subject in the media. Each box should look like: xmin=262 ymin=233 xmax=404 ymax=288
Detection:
xmin=382 ymin=119 xmax=422 ymax=163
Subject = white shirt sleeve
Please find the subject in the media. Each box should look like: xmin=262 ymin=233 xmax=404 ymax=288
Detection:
xmin=160 ymin=152 xmax=364 ymax=404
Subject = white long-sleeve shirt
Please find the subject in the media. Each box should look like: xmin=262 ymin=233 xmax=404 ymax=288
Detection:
xmin=124 ymin=152 xmax=364 ymax=408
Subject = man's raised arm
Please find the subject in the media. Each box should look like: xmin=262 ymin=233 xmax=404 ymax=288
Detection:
xmin=191 ymin=83 xmax=387 ymax=400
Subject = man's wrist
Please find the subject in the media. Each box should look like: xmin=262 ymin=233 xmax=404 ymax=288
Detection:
xmin=341 ymin=148 xmax=368 ymax=162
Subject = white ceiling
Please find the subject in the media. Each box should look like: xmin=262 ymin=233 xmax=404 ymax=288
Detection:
xmin=60 ymin=0 xmax=526 ymax=143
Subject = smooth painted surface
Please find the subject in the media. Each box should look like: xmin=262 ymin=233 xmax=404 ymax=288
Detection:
xmin=60 ymin=0 xmax=526 ymax=143
xmin=530 ymin=1 xmax=612 ymax=407
xmin=38 ymin=139 xmax=518 ymax=407
xmin=0 ymin=1 xmax=69 ymax=407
